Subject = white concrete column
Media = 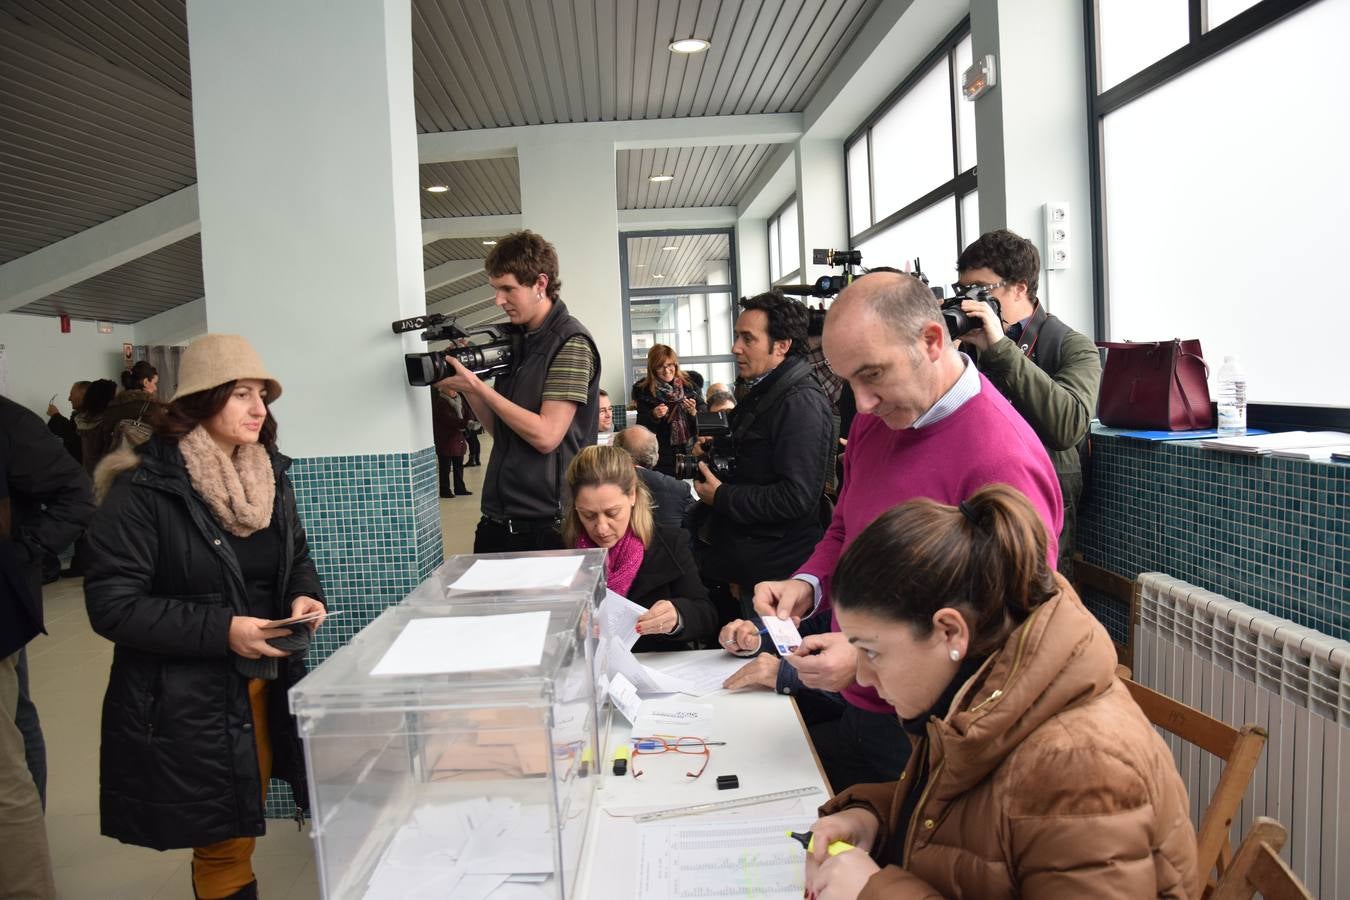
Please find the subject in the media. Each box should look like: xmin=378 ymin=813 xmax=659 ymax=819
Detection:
xmin=794 ymin=139 xmax=849 ymax=286
xmin=970 ymin=0 xmax=1094 ymax=333
xmin=516 ymin=140 xmax=625 ymax=400
xmin=187 ymin=0 xmax=429 ymax=458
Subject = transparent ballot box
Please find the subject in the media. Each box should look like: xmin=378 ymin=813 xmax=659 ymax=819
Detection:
xmin=290 ymin=594 xmax=600 ymax=900
xmin=403 ymin=548 xmax=608 ymax=610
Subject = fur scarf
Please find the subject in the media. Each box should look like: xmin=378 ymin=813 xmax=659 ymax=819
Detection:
xmin=178 ymin=427 xmax=274 ymax=537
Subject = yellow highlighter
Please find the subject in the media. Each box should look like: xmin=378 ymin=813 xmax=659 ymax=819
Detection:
xmin=787 ymin=830 xmax=856 ymax=856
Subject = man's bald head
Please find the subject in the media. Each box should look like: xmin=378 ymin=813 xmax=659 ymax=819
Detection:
xmin=614 ymin=425 xmax=659 ymax=469
xmin=828 ymin=271 xmax=945 ymax=345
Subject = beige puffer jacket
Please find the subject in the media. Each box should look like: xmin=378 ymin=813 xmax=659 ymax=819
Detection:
xmin=820 ymin=578 xmax=1198 ymax=899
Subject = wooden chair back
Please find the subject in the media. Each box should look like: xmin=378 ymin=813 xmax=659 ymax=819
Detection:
xmin=1210 ymin=817 xmax=1312 ymax=900
xmin=1114 ymin=664 xmax=1268 ymax=898
xmin=1072 ymin=557 xmax=1136 ymax=663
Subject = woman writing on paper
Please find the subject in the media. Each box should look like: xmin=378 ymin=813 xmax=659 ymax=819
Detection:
xmin=805 ymin=485 xmax=1197 ymax=900
xmin=83 ymin=334 xmax=326 ymax=900
xmin=563 ymin=444 xmax=716 ymax=651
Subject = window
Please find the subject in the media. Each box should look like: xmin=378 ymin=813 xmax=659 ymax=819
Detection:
xmin=619 ymin=230 xmax=739 ymax=397
xmin=768 ymin=196 xmax=801 ymax=284
xmin=1088 ymin=0 xmax=1345 ymax=409
xmin=845 ymin=22 xmax=976 ymax=293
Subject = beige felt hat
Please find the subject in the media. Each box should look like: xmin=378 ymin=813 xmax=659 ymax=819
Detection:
xmin=172 ymin=334 xmax=283 ymax=402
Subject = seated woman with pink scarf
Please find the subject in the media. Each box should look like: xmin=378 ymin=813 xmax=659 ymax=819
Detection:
xmin=563 ymin=445 xmax=716 ymax=652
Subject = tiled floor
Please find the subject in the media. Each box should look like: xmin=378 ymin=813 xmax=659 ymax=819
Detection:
xmin=31 ymin=455 xmax=487 ymax=898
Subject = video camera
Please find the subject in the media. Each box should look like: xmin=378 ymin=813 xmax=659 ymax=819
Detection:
xmin=391 ymin=313 xmax=522 ymax=386
xmin=672 ymin=412 xmax=736 ymax=482
xmin=778 ymin=249 xmax=866 ymax=336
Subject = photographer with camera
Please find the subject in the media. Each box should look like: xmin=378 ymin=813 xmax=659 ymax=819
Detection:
xmin=952 ymin=229 xmax=1101 ymax=572
xmin=431 ymin=231 xmax=601 ymax=553
xmin=690 ymin=290 xmax=834 ymax=616
xmin=753 ymin=271 xmax=1063 ymax=791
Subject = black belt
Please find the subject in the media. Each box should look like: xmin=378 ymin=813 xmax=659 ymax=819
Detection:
xmin=481 ymin=514 xmax=561 ymax=535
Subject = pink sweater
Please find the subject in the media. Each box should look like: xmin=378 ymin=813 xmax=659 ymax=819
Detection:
xmin=799 ymin=374 xmax=1063 ymax=713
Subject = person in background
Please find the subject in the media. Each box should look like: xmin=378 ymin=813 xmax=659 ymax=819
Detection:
xmin=97 ymin=362 xmax=161 ymax=459
xmin=596 ymin=388 xmax=615 ymax=446
xmin=431 ymin=383 xmax=472 ymax=498
xmin=705 ymin=389 xmax=736 ymax=413
xmin=563 ymin=445 xmax=715 ymax=652
xmin=77 ymin=379 xmax=118 ymax=475
xmin=46 ymin=380 xmax=90 ymax=463
xmin=0 ymin=393 xmax=95 ymax=900
xmin=83 ymin=335 xmax=325 ymax=900
xmin=955 ymin=229 xmax=1101 ymax=575
xmin=805 ymin=486 xmax=1196 ymax=900
xmin=753 ymin=272 xmax=1062 ymax=792
xmin=612 ymin=425 xmax=694 ymax=530
xmin=632 ymin=344 xmax=704 ymax=475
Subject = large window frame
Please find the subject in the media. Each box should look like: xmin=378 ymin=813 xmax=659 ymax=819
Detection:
xmin=1083 ymin=0 xmax=1343 ymax=425
xmin=768 ymin=195 xmax=800 ymax=285
xmin=845 ymin=18 xmax=976 ymax=275
xmin=617 ymin=227 xmax=740 ymax=396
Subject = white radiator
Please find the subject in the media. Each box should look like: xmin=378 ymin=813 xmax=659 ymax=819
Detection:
xmin=1134 ymin=573 xmax=1350 ymax=898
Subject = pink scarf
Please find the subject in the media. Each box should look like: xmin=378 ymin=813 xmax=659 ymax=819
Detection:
xmin=578 ymin=527 xmax=645 ymax=596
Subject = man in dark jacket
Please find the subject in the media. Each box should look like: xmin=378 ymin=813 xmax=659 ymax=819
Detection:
xmin=955 ymin=229 xmax=1101 ymax=573
xmin=691 ymin=291 xmax=834 ymax=616
xmin=613 ymin=425 xmax=694 ymax=530
xmin=1 ymin=394 xmax=96 ymax=899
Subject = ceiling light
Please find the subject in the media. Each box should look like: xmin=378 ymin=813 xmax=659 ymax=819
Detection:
xmin=648 ymin=173 xmax=675 ymax=183
xmin=425 ymin=185 xmax=448 ymax=193
xmin=662 ymin=245 xmax=678 ymax=251
xmin=653 ymin=274 xmax=665 ymax=279
xmin=636 ymin=263 xmax=646 ymax=268
xmin=668 ymin=38 xmax=711 ymax=54
xmin=482 ymin=240 xmax=497 ymax=246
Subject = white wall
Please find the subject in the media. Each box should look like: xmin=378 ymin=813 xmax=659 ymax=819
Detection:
xmin=0 ymin=313 xmax=136 ymax=416
xmin=134 ymin=297 xmax=207 ymax=347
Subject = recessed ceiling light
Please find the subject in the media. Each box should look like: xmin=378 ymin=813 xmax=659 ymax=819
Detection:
xmin=482 ymin=240 xmax=497 ymax=246
xmin=668 ymin=38 xmax=711 ymax=54
xmin=636 ymin=263 xmax=646 ymax=268
xmin=662 ymin=245 xmax=678 ymax=251
xmin=425 ymin=185 xmax=448 ymax=193
xmin=653 ymin=274 xmax=665 ymax=279
xmin=648 ymin=173 xmax=675 ymax=183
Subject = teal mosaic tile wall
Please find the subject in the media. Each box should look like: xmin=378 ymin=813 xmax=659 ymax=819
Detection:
xmin=265 ymin=445 xmax=442 ymax=817
xmin=1077 ymin=433 xmax=1349 ymax=645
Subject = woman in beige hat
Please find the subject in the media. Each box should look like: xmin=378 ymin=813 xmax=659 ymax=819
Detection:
xmin=82 ymin=334 xmax=326 ymax=900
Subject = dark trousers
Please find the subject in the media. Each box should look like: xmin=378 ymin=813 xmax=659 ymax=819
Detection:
xmin=15 ymin=648 xmax=45 ymax=808
xmin=473 ymin=517 xmax=564 ymax=554
xmin=808 ymin=703 xmax=910 ymax=793
xmin=465 ymin=430 xmax=481 ymax=464
xmin=437 ymin=455 xmax=467 ymax=496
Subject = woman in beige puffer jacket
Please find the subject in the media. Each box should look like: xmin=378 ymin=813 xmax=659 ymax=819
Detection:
xmin=806 ymin=484 xmax=1198 ymax=900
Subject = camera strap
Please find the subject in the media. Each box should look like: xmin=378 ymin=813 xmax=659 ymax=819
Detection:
xmin=1015 ymin=302 xmax=1048 ymax=361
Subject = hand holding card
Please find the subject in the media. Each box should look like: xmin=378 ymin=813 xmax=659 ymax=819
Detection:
xmin=761 ymin=616 xmax=803 ymax=655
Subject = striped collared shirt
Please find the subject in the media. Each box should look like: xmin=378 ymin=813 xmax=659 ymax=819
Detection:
xmin=910 ymin=352 xmax=980 ymax=429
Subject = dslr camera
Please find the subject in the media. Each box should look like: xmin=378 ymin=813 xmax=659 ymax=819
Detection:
xmin=941 ymin=285 xmax=1002 ymax=340
xmin=391 ymin=313 xmax=522 ymax=386
xmin=672 ymin=412 xmax=737 ymax=482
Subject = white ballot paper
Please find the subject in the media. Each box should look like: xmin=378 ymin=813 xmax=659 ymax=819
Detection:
xmin=609 ymin=672 xmax=643 ymax=724
xmin=632 ymin=700 xmax=713 ymax=737
xmin=450 ymin=556 xmax=584 ymax=592
xmin=371 ymin=612 xmax=550 ymax=677
xmin=635 ymin=817 xmax=805 ymax=899
xmin=603 ymin=637 xmax=692 ymax=694
xmin=647 ymin=653 xmax=749 ymax=697
xmin=598 ymin=589 xmax=644 ymax=651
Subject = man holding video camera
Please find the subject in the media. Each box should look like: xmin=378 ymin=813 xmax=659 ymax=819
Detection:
xmin=953 ymin=229 xmax=1101 ymax=572
xmin=434 ymin=231 xmax=601 ymax=553
xmin=691 ymin=290 xmax=834 ymax=615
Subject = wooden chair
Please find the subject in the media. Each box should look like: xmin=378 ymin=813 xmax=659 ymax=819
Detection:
xmin=1072 ymin=557 xmax=1137 ymax=664
xmin=1210 ymin=817 xmax=1313 ymax=900
xmin=1114 ymin=664 xmax=1268 ymax=898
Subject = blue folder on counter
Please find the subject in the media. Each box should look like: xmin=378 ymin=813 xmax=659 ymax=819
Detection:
xmin=1092 ymin=426 xmax=1269 ymax=442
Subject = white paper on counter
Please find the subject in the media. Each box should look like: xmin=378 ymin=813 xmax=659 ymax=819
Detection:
xmin=371 ymin=612 xmax=550 ymax=676
xmin=449 ymin=556 xmax=583 ymax=591
xmin=598 ymin=589 xmax=645 ymax=650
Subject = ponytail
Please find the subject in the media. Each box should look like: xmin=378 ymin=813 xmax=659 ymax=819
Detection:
xmin=833 ymin=484 xmax=1057 ymax=654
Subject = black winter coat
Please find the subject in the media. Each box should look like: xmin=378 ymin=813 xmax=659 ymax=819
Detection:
xmin=632 ymin=378 xmax=706 ymax=474
xmin=696 ymin=356 xmax=833 ymax=588
xmin=629 ymin=524 xmax=718 ymax=653
xmin=82 ymin=437 xmax=324 ymax=851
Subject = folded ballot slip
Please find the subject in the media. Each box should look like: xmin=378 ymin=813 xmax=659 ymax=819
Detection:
xmin=762 ymin=616 xmax=803 ymax=655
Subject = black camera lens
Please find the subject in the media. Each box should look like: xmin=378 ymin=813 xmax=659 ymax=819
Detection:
xmin=941 ymin=292 xmax=1002 ymax=340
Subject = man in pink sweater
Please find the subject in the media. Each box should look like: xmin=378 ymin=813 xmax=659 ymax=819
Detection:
xmin=753 ymin=271 xmax=1062 ymax=790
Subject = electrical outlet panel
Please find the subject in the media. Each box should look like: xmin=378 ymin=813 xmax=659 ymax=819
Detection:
xmin=1043 ymin=201 xmax=1070 ymax=270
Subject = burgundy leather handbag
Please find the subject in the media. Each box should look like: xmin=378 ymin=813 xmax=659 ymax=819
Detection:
xmin=1096 ymin=339 xmax=1214 ymax=431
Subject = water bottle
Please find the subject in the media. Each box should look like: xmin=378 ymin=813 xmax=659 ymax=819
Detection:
xmin=1215 ymin=355 xmax=1247 ymax=437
